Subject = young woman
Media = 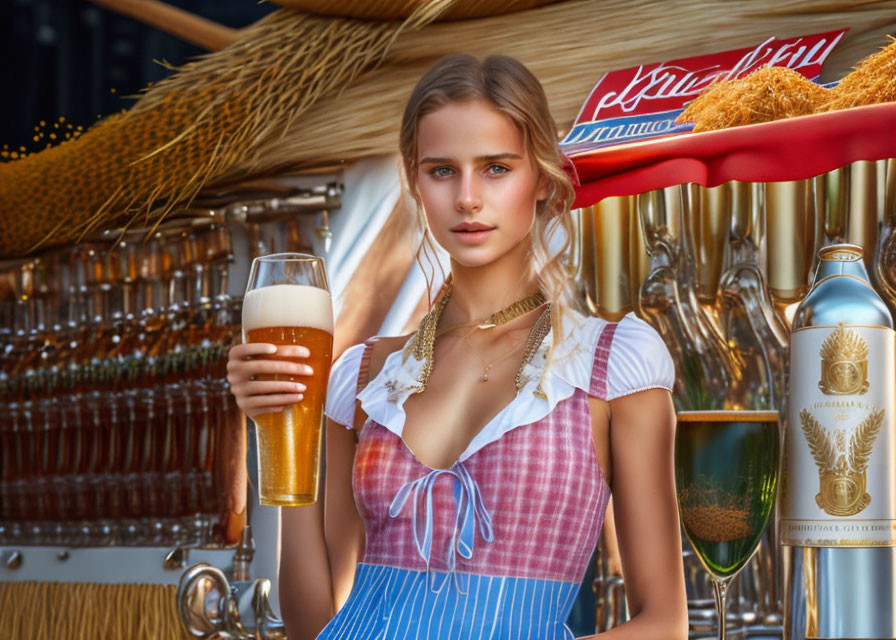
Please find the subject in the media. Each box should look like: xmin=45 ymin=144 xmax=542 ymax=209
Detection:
xmin=227 ymin=54 xmax=687 ymax=640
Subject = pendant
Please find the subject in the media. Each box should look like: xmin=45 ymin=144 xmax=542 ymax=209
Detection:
xmin=482 ymin=365 xmax=491 ymax=382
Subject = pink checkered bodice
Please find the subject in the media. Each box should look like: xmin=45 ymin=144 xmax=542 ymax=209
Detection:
xmin=319 ymin=313 xmax=674 ymax=639
xmin=351 ymin=323 xmax=618 ymax=585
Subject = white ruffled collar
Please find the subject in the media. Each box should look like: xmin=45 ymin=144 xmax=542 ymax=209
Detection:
xmin=356 ymin=309 xmax=607 ymax=464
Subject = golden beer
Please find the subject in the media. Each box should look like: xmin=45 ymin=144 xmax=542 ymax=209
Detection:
xmin=243 ymin=283 xmax=333 ymax=506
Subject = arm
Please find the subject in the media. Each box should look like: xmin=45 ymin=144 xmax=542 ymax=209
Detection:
xmin=227 ymin=342 xmax=361 ymax=638
xmin=600 ymin=498 xmax=624 ymax=579
xmin=319 ymin=336 xmax=404 ymax=608
xmin=279 ymin=462 xmax=335 ymax=640
xmin=583 ymin=389 xmax=688 ymax=639
xmin=279 ymin=419 xmax=364 ymax=639
xmin=323 ymin=418 xmax=366 ymax=610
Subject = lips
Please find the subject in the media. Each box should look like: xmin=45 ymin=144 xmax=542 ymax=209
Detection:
xmin=451 ymin=221 xmax=495 ymax=233
xmin=450 ymin=221 xmax=495 ymax=245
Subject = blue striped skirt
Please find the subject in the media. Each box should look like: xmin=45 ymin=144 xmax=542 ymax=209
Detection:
xmin=316 ymin=563 xmax=580 ymax=640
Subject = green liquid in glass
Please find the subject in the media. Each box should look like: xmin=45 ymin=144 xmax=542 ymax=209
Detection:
xmin=675 ymin=415 xmax=779 ymax=578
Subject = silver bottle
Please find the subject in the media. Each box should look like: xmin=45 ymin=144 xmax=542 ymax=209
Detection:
xmin=784 ymin=244 xmax=896 ymax=639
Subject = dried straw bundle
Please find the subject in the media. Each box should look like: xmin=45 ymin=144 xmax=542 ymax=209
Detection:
xmin=0 ymin=3 xmax=452 ymax=256
xmin=270 ymin=0 xmax=562 ymax=20
xmin=0 ymin=582 xmax=190 ymax=640
xmin=2 ymin=0 xmax=896 ymax=257
xmin=821 ymin=36 xmax=896 ymax=111
xmin=676 ymin=66 xmax=830 ymax=132
xmin=222 ymin=0 xmax=896 ymax=177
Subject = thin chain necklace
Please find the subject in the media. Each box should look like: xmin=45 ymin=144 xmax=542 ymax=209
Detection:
xmin=463 ymin=329 xmax=522 ymax=382
xmin=405 ymin=280 xmax=551 ymax=393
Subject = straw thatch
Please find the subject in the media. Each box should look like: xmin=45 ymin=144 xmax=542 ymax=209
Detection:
xmin=0 ymin=4 xmax=453 ymax=256
xmin=0 ymin=582 xmax=190 ymax=640
xmin=677 ymin=66 xmax=830 ymax=132
xmin=270 ymin=0 xmax=563 ymax=20
xmin=1 ymin=0 xmax=895 ymax=256
xmin=676 ymin=32 xmax=896 ymax=130
xmin=242 ymin=0 xmax=896 ymax=174
xmin=822 ymin=36 xmax=896 ymax=110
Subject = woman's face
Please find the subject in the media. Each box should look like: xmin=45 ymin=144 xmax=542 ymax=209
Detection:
xmin=415 ymin=99 xmax=547 ymax=268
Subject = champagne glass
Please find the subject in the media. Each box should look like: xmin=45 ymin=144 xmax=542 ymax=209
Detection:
xmin=242 ymin=253 xmax=333 ymax=506
xmin=675 ymin=410 xmax=779 ymax=639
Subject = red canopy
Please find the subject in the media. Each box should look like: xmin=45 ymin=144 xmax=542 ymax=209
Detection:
xmin=567 ymin=102 xmax=896 ymax=209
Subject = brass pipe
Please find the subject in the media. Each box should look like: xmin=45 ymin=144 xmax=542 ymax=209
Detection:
xmin=593 ymin=197 xmax=633 ymax=322
xmin=803 ymin=547 xmax=818 ymax=638
xmin=690 ymin=183 xmax=730 ymax=306
xmin=877 ymin=158 xmax=888 ymax=224
xmin=819 ymin=167 xmax=849 ymax=244
xmin=729 ymin=182 xmax=752 ymax=245
xmin=847 ymin=160 xmax=880 ymax=273
xmin=629 ymin=201 xmax=650 ymax=316
xmin=765 ymin=180 xmax=812 ymax=305
xmin=875 ymin=158 xmax=896 ymax=317
xmin=663 ymin=186 xmax=683 ymax=245
xmin=577 ymin=206 xmax=599 ymax=314
xmin=886 ymin=158 xmax=896 ymax=225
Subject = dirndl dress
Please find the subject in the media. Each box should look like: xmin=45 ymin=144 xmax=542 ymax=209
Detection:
xmin=316 ymin=311 xmax=674 ymax=640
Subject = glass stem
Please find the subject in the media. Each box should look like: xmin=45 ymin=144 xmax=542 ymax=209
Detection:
xmin=712 ymin=577 xmax=731 ymax=640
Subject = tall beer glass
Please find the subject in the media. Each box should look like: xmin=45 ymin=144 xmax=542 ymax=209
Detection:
xmin=242 ymin=254 xmax=333 ymax=507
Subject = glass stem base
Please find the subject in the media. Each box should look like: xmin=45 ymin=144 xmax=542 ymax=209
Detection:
xmin=712 ymin=576 xmax=732 ymax=640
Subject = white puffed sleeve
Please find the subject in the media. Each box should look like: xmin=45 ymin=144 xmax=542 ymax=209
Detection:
xmin=606 ymin=313 xmax=675 ymax=401
xmin=324 ymin=343 xmax=367 ymax=429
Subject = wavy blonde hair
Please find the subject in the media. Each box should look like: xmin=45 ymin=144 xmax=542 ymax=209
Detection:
xmin=399 ymin=54 xmax=577 ymax=340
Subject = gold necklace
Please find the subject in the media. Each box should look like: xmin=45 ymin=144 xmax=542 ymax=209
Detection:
xmin=515 ymin=306 xmax=552 ymax=396
xmin=463 ymin=330 xmax=523 ymax=382
xmin=477 ymin=291 xmax=546 ymax=328
xmin=404 ymin=281 xmax=551 ymax=394
xmin=435 ymin=290 xmax=546 ymax=337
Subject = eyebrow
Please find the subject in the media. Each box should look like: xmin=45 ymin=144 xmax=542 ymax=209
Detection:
xmin=419 ymin=153 xmax=523 ymax=164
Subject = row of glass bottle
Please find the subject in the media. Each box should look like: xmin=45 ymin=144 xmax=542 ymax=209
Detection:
xmin=0 ymin=219 xmax=243 ymax=546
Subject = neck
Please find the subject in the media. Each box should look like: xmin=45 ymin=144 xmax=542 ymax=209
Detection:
xmin=442 ymin=238 xmax=539 ymax=325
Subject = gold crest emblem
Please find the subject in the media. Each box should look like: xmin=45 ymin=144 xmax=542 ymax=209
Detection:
xmin=818 ymin=324 xmax=870 ymax=395
xmin=799 ymin=408 xmax=884 ymax=516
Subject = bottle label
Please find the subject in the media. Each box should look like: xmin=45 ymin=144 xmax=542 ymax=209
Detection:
xmin=782 ymin=324 xmax=896 ymax=547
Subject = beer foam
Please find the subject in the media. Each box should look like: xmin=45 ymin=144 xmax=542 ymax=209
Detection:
xmin=242 ymin=284 xmax=334 ymax=332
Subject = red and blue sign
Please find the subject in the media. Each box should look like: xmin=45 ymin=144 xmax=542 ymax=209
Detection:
xmin=561 ymin=29 xmax=848 ymax=152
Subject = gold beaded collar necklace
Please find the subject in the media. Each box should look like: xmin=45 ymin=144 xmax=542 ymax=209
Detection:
xmin=404 ymin=280 xmax=551 ymax=395
xmin=476 ymin=291 xmax=546 ymax=328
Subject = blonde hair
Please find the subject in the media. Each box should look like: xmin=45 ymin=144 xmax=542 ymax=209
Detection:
xmin=399 ymin=54 xmax=577 ymax=340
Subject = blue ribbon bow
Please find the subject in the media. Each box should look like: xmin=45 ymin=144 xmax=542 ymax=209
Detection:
xmin=388 ymin=461 xmax=494 ymax=594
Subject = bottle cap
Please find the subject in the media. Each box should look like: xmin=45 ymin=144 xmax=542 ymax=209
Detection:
xmin=818 ymin=244 xmax=863 ymax=261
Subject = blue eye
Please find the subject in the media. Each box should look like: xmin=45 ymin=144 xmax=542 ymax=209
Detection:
xmin=487 ymin=164 xmax=509 ymax=175
xmin=430 ymin=166 xmax=454 ymax=177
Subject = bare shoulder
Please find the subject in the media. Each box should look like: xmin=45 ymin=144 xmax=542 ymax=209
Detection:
xmin=367 ymin=335 xmax=411 ymax=381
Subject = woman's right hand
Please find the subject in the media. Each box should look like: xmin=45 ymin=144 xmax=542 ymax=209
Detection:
xmin=226 ymin=343 xmax=315 ymax=419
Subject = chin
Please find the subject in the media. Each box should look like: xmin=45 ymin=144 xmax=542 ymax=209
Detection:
xmin=432 ymin=229 xmax=531 ymax=269
xmin=448 ymin=248 xmax=513 ymax=270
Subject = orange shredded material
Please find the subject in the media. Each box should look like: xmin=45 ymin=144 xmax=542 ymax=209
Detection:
xmin=820 ymin=37 xmax=896 ymax=112
xmin=676 ymin=66 xmax=829 ymax=132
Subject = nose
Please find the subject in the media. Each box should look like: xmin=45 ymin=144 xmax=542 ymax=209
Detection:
xmin=456 ymin=172 xmax=482 ymax=214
